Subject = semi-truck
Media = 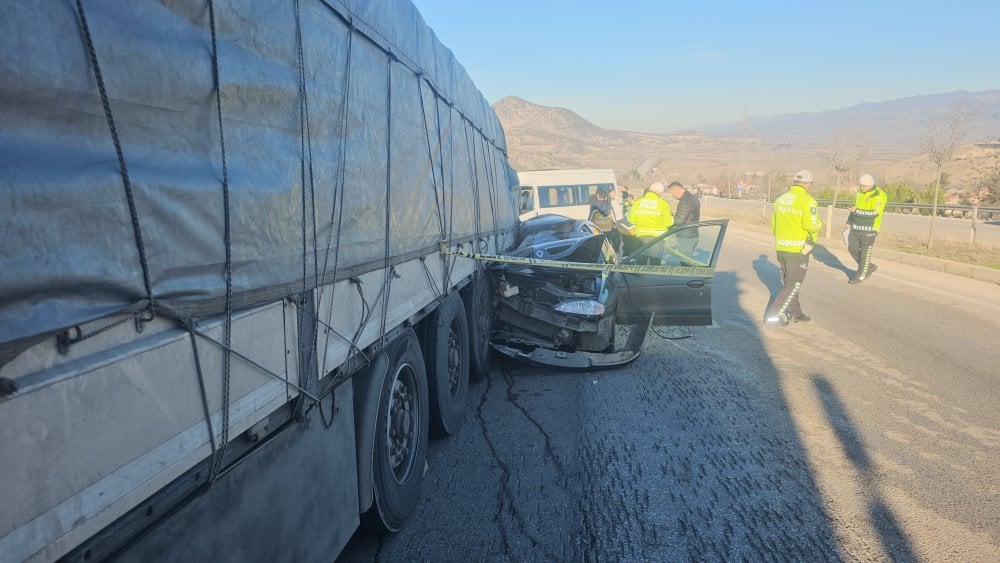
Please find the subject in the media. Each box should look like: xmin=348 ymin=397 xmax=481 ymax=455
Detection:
xmin=0 ymin=1 xmax=515 ymax=560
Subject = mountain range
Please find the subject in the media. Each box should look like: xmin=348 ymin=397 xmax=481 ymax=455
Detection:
xmin=689 ymin=90 xmax=1000 ymax=146
xmin=493 ymin=91 xmax=1000 ymax=193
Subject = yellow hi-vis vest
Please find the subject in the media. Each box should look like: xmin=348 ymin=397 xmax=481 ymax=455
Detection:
xmin=849 ymin=186 xmax=887 ymax=232
xmin=771 ymin=184 xmax=822 ymax=252
xmin=628 ymin=192 xmax=673 ymax=237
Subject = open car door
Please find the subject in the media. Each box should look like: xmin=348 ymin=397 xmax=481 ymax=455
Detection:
xmin=613 ymin=220 xmax=728 ymax=326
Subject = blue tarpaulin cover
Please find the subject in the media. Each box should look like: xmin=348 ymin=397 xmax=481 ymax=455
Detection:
xmin=0 ymin=0 xmax=517 ymax=359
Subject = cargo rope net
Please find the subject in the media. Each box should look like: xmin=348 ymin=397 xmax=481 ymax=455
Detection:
xmin=58 ymin=0 xmax=512 ymax=486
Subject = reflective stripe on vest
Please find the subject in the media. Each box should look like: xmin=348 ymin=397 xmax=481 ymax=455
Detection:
xmin=849 ymin=188 xmax=886 ymax=232
xmin=771 ymin=185 xmax=822 ymax=252
xmin=629 ymin=193 xmax=672 ymax=236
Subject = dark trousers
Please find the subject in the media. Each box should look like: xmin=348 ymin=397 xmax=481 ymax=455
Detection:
xmin=766 ymin=250 xmax=810 ymax=318
xmin=848 ymin=230 xmax=877 ymax=278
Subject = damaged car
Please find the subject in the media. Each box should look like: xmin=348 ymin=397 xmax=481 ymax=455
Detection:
xmin=487 ymin=214 xmax=728 ymax=369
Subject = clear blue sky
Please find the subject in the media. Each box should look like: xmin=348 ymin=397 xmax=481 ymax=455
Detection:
xmin=409 ymin=0 xmax=1000 ymax=133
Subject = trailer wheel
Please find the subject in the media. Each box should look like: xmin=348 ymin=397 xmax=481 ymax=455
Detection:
xmin=464 ymin=270 xmax=493 ymax=381
xmin=362 ymin=331 xmax=429 ymax=534
xmin=425 ymin=293 xmax=470 ymax=437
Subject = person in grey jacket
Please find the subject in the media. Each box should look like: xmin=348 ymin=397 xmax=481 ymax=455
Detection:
xmin=667 ymin=181 xmax=700 ymax=226
xmin=666 ymin=181 xmax=701 ymax=259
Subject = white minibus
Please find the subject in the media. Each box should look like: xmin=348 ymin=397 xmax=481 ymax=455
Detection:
xmin=516 ymin=169 xmax=622 ymax=222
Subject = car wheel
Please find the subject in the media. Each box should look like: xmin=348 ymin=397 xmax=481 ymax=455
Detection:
xmin=362 ymin=331 xmax=429 ymax=534
xmin=463 ymin=270 xmax=492 ymax=381
xmin=425 ymin=293 xmax=470 ymax=437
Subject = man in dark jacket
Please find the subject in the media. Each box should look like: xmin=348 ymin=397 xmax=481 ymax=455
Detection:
xmin=667 ymin=181 xmax=700 ymax=226
xmin=667 ymin=182 xmax=701 ymax=260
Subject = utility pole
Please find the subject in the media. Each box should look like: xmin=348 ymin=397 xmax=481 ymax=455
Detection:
xmin=738 ymin=106 xmax=749 ymax=191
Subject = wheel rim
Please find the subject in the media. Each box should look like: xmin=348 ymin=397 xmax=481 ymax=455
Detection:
xmin=385 ymin=363 xmax=418 ymax=484
xmin=447 ymin=318 xmax=464 ymax=398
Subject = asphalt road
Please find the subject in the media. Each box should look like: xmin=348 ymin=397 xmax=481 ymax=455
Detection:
xmin=338 ymin=223 xmax=1000 ymax=562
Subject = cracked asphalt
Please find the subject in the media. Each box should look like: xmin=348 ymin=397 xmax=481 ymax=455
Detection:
xmin=338 ymin=223 xmax=1000 ymax=562
xmin=338 ymin=334 xmax=841 ymax=561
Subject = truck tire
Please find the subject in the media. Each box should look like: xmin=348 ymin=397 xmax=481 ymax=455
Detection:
xmin=362 ymin=330 xmax=429 ymax=534
xmin=463 ymin=270 xmax=493 ymax=381
xmin=424 ymin=293 xmax=470 ymax=437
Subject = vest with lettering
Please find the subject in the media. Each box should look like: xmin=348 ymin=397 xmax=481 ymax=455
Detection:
xmin=628 ymin=192 xmax=673 ymax=237
xmin=771 ymin=184 xmax=823 ymax=252
xmin=848 ymin=186 xmax=887 ymax=233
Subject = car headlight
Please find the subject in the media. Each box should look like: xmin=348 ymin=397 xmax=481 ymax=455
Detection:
xmin=553 ymin=299 xmax=605 ymax=317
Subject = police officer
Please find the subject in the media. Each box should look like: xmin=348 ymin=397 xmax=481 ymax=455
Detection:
xmin=764 ymin=170 xmax=823 ymax=326
xmin=846 ymin=173 xmax=886 ymax=284
xmin=628 ymin=182 xmax=674 ymax=242
xmin=626 ymin=182 xmax=673 ymax=261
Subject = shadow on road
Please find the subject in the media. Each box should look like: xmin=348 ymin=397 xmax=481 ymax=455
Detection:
xmin=812 ymin=376 xmax=919 ymax=562
xmin=754 ymin=246 xmax=854 ymax=311
xmin=752 ymin=254 xmax=781 ymax=308
xmin=811 ymin=244 xmax=855 ymax=279
xmin=340 ymin=271 xmax=851 ymax=561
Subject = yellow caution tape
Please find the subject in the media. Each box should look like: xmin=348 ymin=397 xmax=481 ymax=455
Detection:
xmin=445 ymin=247 xmax=713 ymax=278
xmin=662 ymin=247 xmax=709 ymax=268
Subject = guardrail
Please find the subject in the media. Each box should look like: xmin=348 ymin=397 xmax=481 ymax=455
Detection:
xmin=720 ymin=194 xmax=1000 ymax=220
xmin=704 ymin=196 xmax=1000 ymax=248
xmin=813 ymin=200 xmax=1000 ymax=220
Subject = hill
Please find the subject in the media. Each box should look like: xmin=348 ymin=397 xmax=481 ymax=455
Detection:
xmin=692 ymin=90 xmax=1000 ymax=149
xmin=493 ymin=96 xmax=737 ymax=188
xmin=493 ymin=94 xmax=1000 ymax=196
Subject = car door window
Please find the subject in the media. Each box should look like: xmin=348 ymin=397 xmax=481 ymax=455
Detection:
xmin=625 ymin=221 xmax=727 ymax=268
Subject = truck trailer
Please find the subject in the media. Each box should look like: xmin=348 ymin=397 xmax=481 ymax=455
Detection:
xmin=0 ymin=1 xmax=515 ymax=560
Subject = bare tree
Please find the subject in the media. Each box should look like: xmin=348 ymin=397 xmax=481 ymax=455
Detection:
xmin=760 ymin=154 xmax=781 ymax=218
xmin=920 ymin=109 xmax=973 ymax=248
xmin=818 ymin=132 xmax=869 ymax=206
xmin=738 ymin=106 xmax=749 ymax=188
xmin=976 ymin=166 xmax=1000 ymax=207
